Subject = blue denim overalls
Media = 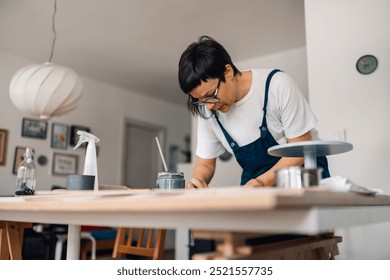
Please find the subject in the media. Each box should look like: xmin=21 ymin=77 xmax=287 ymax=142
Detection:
xmin=215 ymin=69 xmax=330 ymax=185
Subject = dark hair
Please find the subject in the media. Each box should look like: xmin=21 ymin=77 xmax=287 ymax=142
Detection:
xmin=178 ymin=35 xmax=240 ymax=117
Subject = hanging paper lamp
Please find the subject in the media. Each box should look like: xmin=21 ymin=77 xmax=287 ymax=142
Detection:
xmin=9 ymin=62 xmax=83 ymax=120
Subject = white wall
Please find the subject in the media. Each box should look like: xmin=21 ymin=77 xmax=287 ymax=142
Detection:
xmin=237 ymin=47 xmax=309 ymax=100
xmin=0 ymin=51 xmax=191 ymax=195
xmin=305 ymin=0 xmax=390 ymax=259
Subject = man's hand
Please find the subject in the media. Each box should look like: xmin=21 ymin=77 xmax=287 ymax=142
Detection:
xmin=243 ymin=178 xmax=265 ymax=188
xmin=187 ymin=157 xmax=216 ymax=189
xmin=186 ymin=177 xmax=209 ymax=189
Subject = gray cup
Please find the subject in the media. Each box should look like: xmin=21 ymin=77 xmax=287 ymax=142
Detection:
xmin=67 ymin=174 xmax=95 ymax=191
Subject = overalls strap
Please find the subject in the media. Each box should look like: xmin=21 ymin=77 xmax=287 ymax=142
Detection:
xmin=260 ymin=69 xmax=281 ymax=138
xmin=215 ymin=114 xmax=240 ymax=152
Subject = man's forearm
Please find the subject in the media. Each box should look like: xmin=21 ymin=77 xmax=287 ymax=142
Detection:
xmin=192 ymin=157 xmax=216 ymax=184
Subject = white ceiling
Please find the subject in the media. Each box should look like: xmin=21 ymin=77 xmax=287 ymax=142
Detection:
xmin=0 ymin=0 xmax=305 ymax=105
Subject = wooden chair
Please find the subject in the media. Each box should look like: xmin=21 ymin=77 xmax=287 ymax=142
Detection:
xmin=0 ymin=221 xmax=32 ymax=260
xmin=112 ymin=228 xmax=166 ymax=260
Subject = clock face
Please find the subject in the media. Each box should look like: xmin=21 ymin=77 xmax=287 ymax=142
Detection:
xmin=356 ymin=55 xmax=378 ymax=74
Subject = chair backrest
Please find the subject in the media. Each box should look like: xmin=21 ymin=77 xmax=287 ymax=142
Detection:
xmin=112 ymin=227 xmax=166 ymax=260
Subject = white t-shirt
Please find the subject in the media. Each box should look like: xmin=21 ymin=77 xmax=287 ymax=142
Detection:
xmin=196 ymin=69 xmax=319 ymax=159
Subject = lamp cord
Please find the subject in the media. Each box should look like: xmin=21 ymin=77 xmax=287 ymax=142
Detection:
xmin=48 ymin=0 xmax=57 ymax=63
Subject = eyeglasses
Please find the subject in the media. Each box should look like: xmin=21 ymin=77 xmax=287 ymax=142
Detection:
xmin=191 ymin=79 xmax=221 ymax=106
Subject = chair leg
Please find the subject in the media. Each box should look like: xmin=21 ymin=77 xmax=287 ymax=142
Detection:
xmin=153 ymin=230 xmax=167 ymax=260
xmin=56 ymin=232 xmax=98 ymax=260
xmin=80 ymin=232 xmax=96 ymax=260
xmin=0 ymin=228 xmax=10 ymax=260
xmin=55 ymin=234 xmax=67 ymax=260
xmin=5 ymin=222 xmax=23 ymax=260
xmin=112 ymin=228 xmax=126 ymax=259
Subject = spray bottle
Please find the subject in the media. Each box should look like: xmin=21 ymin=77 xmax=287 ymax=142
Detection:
xmin=73 ymin=131 xmax=100 ymax=191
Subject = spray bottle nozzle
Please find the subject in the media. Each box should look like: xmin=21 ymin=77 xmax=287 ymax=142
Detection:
xmin=73 ymin=131 xmax=100 ymax=150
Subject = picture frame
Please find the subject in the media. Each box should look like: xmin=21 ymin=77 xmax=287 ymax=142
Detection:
xmin=52 ymin=153 xmax=78 ymax=176
xmin=0 ymin=129 xmax=9 ymax=165
xmin=13 ymin=146 xmax=30 ymax=174
xmin=70 ymin=125 xmax=91 ymax=147
xmin=21 ymin=118 xmax=48 ymax=139
xmin=51 ymin=123 xmax=69 ymax=149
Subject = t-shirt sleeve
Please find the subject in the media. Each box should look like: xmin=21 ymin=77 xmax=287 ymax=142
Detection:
xmin=195 ymin=116 xmax=226 ymax=159
xmin=273 ymin=73 xmax=318 ymax=139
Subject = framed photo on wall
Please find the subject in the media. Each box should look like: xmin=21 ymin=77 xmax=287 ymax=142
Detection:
xmin=70 ymin=125 xmax=90 ymax=147
xmin=21 ymin=118 xmax=48 ymax=139
xmin=0 ymin=129 xmax=9 ymax=165
xmin=51 ymin=123 xmax=69 ymax=149
xmin=52 ymin=153 xmax=78 ymax=176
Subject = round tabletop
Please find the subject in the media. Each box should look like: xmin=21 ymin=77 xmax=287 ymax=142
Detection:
xmin=268 ymin=141 xmax=353 ymax=157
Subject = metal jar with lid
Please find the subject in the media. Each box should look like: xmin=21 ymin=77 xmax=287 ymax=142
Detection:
xmin=156 ymin=172 xmax=185 ymax=190
xmin=276 ymin=167 xmax=323 ymax=189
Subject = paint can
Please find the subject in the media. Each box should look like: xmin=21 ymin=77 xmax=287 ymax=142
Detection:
xmin=156 ymin=172 xmax=185 ymax=190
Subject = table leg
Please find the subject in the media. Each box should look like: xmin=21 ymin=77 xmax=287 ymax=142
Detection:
xmin=175 ymin=228 xmax=190 ymax=260
xmin=66 ymin=225 xmax=81 ymax=260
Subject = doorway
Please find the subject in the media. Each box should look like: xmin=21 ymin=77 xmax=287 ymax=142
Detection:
xmin=123 ymin=120 xmax=165 ymax=189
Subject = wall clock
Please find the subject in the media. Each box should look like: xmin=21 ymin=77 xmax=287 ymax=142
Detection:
xmin=356 ymin=55 xmax=378 ymax=75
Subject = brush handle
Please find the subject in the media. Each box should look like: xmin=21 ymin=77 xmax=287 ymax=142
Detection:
xmin=155 ymin=137 xmax=168 ymax=172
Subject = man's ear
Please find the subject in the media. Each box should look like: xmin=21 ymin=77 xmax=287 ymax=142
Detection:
xmin=224 ymin=64 xmax=234 ymax=79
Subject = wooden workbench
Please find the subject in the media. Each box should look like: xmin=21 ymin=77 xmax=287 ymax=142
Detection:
xmin=1 ymin=187 xmax=390 ymax=259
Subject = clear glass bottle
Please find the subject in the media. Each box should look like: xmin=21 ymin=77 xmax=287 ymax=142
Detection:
xmin=16 ymin=147 xmax=36 ymax=195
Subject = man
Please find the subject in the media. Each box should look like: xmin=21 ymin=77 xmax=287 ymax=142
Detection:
xmin=178 ymin=35 xmax=329 ymax=188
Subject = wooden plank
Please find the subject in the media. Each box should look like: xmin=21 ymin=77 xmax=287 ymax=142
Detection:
xmin=192 ymin=230 xmax=268 ymax=241
xmin=193 ymin=230 xmax=270 ymax=257
xmin=229 ymin=236 xmax=342 ymax=260
xmin=192 ymin=251 xmax=222 ymax=260
xmin=277 ymin=189 xmax=390 ymax=207
xmin=193 ymin=234 xmax=342 ymax=260
xmin=117 ymin=245 xmax=154 ymax=257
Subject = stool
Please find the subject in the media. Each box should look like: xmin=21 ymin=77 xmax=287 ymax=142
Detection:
xmin=80 ymin=229 xmax=117 ymax=260
xmin=54 ymin=228 xmax=117 ymax=260
xmin=55 ymin=231 xmax=96 ymax=260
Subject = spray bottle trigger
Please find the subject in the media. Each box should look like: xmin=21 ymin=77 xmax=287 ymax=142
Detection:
xmin=73 ymin=136 xmax=86 ymax=150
